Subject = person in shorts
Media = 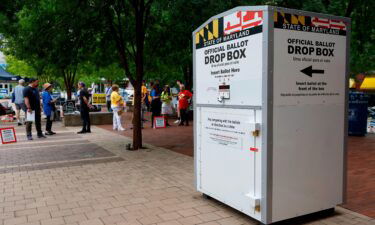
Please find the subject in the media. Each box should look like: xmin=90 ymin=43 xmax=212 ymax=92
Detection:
xmin=14 ymin=79 xmax=26 ymax=126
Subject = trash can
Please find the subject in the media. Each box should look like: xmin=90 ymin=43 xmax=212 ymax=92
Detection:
xmin=348 ymin=92 xmax=368 ymax=136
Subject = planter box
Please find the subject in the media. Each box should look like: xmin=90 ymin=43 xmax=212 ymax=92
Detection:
xmin=63 ymin=112 xmax=113 ymax=126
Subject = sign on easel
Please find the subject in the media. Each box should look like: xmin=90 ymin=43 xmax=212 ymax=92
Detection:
xmin=0 ymin=127 xmax=17 ymax=144
xmin=154 ymin=116 xmax=166 ymax=129
xmin=92 ymin=93 xmax=107 ymax=105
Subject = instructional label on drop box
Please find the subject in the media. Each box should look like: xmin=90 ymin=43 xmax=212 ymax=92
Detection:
xmin=273 ymin=11 xmax=347 ymax=106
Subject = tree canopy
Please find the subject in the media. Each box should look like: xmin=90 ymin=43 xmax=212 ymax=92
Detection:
xmin=1 ymin=0 xmax=373 ymax=86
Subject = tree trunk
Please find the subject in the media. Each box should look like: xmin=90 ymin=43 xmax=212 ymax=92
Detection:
xmin=63 ymin=69 xmax=75 ymax=100
xmin=66 ymin=86 xmax=72 ymax=100
xmin=132 ymin=0 xmax=146 ymax=150
xmin=132 ymin=81 xmax=142 ymax=149
xmin=345 ymin=0 xmax=355 ymax=17
xmin=183 ymin=63 xmax=193 ymax=91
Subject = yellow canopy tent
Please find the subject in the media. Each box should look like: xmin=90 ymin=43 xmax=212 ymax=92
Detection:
xmin=349 ymin=78 xmax=356 ymax=89
xmin=360 ymin=77 xmax=375 ymax=91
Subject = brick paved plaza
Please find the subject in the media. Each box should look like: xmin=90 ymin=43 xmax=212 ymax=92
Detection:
xmin=99 ymin=112 xmax=375 ymax=219
xmin=0 ymin=122 xmax=373 ymax=225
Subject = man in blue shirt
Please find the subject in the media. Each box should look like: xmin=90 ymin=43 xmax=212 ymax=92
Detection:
xmin=42 ymin=83 xmax=56 ymax=135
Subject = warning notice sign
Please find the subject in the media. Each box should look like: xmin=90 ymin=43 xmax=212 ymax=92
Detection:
xmin=273 ymin=11 xmax=348 ymax=106
xmin=0 ymin=127 xmax=17 ymax=144
xmin=201 ymin=109 xmax=250 ymax=150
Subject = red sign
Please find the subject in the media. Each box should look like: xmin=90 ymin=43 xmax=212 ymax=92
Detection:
xmin=0 ymin=127 xmax=17 ymax=144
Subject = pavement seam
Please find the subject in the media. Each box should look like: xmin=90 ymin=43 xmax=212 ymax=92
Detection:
xmin=0 ymin=156 xmax=124 ymax=174
xmin=1 ymin=139 xmax=87 ymax=148
xmin=0 ymin=142 xmax=89 ymax=151
xmin=0 ymin=155 xmax=121 ymax=169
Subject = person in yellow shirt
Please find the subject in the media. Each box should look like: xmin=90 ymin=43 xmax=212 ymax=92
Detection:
xmin=141 ymin=81 xmax=148 ymax=123
xmin=111 ymin=85 xmax=125 ymax=131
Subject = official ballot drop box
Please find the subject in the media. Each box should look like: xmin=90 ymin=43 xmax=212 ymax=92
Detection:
xmin=193 ymin=6 xmax=350 ymax=224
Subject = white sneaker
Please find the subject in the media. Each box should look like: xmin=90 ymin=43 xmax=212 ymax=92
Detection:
xmin=118 ymin=127 xmax=125 ymax=131
xmin=174 ymin=120 xmax=180 ymax=124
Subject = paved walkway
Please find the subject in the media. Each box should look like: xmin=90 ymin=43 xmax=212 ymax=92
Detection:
xmin=346 ymin=136 xmax=375 ymax=217
xmin=98 ymin=112 xmax=193 ymax=156
xmin=0 ymin=121 xmax=373 ymax=224
xmin=98 ymin=112 xmax=375 ymax=219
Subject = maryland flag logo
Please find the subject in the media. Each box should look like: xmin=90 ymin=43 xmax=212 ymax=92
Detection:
xmin=195 ymin=18 xmax=224 ymax=47
xmin=274 ymin=11 xmax=347 ymax=35
xmin=195 ymin=11 xmax=264 ymax=49
xmin=274 ymin=11 xmax=307 ymax=26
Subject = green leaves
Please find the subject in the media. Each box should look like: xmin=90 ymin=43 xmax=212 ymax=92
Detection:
xmin=0 ymin=0 xmax=373 ymax=86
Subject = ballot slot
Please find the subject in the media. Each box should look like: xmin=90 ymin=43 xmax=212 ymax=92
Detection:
xmin=218 ymin=84 xmax=230 ymax=102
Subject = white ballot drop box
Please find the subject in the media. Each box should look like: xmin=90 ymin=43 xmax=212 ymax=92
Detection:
xmin=193 ymin=6 xmax=350 ymax=224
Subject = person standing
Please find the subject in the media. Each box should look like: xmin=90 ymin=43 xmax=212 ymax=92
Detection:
xmin=42 ymin=83 xmax=56 ymax=135
xmin=161 ymin=85 xmax=172 ymax=126
xmin=150 ymin=83 xmax=162 ymax=128
xmin=141 ymin=81 xmax=148 ymax=124
xmin=105 ymin=83 xmax=112 ymax=112
xmin=174 ymin=80 xmax=183 ymax=124
xmin=111 ymin=84 xmax=125 ymax=131
xmin=147 ymin=81 xmax=154 ymax=112
xmin=77 ymin=82 xmax=92 ymax=134
xmin=178 ymin=85 xmax=192 ymax=126
xmin=24 ymin=78 xmax=46 ymax=140
xmin=14 ymin=79 xmax=26 ymax=126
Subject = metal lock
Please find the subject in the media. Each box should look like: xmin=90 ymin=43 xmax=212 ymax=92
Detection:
xmin=246 ymin=194 xmax=260 ymax=212
xmin=250 ymin=123 xmax=261 ymax=137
